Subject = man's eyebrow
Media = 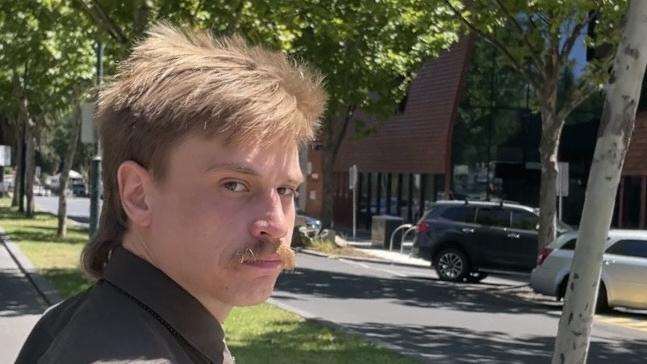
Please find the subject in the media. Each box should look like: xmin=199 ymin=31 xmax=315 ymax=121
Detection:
xmin=206 ymin=162 xmax=305 ymax=185
xmin=206 ymin=162 xmax=261 ymax=176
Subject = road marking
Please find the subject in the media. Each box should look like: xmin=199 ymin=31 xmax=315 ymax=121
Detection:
xmin=338 ymin=258 xmax=408 ymax=277
xmin=596 ymin=314 xmax=647 ymax=333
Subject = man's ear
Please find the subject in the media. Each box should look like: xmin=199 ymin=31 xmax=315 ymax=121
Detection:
xmin=117 ymin=161 xmax=154 ymax=228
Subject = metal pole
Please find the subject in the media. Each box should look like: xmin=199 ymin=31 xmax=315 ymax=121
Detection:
xmin=558 ymin=164 xmax=563 ymax=222
xmin=89 ymin=42 xmax=103 ymax=236
xmin=352 ymin=186 xmax=357 ymax=239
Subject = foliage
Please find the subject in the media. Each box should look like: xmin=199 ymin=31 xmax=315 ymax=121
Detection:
xmin=442 ymin=0 xmax=628 ymax=247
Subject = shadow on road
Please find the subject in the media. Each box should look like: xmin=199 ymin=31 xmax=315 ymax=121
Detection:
xmin=277 ymin=267 xmax=551 ymax=315
xmin=276 ymin=266 xmax=647 ymax=363
xmin=342 ymin=322 xmax=647 ymax=364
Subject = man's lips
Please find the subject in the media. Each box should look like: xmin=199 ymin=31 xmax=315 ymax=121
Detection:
xmin=242 ymin=254 xmax=282 ymax=268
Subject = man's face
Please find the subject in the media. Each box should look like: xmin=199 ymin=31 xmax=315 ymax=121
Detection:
xmin=144 ymin=134 xmax=302 ymax=311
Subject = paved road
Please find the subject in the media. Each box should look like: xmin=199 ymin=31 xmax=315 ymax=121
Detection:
xmin=0 ymin=240 xmax=45 ymax=363
xmin=35 ymin=196 xmax=101 ymax=227
xmin=35 ymin=196 xmax=647 ymax=362
xmin=272 ymin=254 xmax=647 ymax=363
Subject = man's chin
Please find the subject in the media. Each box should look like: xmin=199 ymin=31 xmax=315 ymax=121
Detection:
xmin=236 ymin=291 xmax=274 ymax=306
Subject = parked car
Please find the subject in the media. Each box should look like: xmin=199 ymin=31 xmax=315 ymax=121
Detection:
xmin=412 ymin=200 xmax=572 ymax=282
xmin=292 ymin=213 xmax=322 ymax=246
xmin=530 ymin=230 xmax=647 ymax=312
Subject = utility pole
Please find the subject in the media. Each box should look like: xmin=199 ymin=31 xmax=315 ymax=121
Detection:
xmin=89 ymin=42 xmax=103 ymax=237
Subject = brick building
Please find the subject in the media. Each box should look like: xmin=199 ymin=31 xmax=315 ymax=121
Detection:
xmin=304 ymin=37 xmax=647 ymax=231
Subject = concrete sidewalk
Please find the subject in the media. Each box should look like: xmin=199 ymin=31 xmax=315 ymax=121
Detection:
xmin=0 ymin=230 xmax=47 ymax=363
xmin=331 ymin=235 xmax=432 ymax=268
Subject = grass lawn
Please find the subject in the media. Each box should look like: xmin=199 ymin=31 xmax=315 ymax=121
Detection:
xmin=0 ymin=198 xmax=420 ymax=363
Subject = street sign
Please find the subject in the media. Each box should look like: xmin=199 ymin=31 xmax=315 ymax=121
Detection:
xmin=557 ymin=162 xmax=569 ymax=197
xmin=349 ymin=165 xmax=358 ymax=190
xmin=81 ymin=102 xmax=97 ymax=144
xmin=0 ymin=145 xmax=11 ymax=166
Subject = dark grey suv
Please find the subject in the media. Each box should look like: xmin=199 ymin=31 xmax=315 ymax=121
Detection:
xmin=412 ymin=200 xmax=571 ymax=282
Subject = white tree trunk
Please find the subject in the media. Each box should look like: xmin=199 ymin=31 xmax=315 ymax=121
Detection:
xmin=24 ymin=124 xmax=35 ymax=217
xmin=58 ymin=108 xmax=82 ymax=237
xmin=552 ymin=1 xmax=647 ymax=363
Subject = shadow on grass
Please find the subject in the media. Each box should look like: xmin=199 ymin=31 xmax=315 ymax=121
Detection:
xmin=4 ymin=229 xmax=87 ymax=245
xmin=0 ymin=268 xmax=46 ymax=317
xmin=229 ymin=318 xmax=419 ymax=364
xmin=40 ymin=268 xmax=91 ymax=300
xmin=0 ymin=208 xmax=53 ymax=221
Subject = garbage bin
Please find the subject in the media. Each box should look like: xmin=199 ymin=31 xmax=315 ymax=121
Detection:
xmin=371 ymin=215 xmax=404 ymax=249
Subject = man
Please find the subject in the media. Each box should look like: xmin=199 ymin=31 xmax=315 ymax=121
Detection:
xmin=17 ymin=23 xmax=326 ymax=364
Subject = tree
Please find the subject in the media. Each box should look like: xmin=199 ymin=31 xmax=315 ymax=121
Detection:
xmin=552 ymin=1 xmax=647 ymax=362
xmin=442 ymin=0 xmax=628 ymax=249
xmin=74 ymin=0 xmax=459 ymax=228
xmin=57 ymin=97 xmax=83 ymax=238
xmin=0 ymin=0 xmax=96 ymax=218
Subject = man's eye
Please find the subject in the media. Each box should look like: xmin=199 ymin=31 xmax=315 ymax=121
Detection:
xmin=223 ymin=181 xmax=248 ymax=192
xmin=278 ymin=187 xmax=298 ymax=198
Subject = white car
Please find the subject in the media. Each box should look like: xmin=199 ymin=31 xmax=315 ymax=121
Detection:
xmin=530 ymin=230 xmax=647 ymax=312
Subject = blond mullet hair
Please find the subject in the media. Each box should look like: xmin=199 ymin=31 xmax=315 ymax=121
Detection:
xmin=82 ymin=23 xmax=327 ymax=279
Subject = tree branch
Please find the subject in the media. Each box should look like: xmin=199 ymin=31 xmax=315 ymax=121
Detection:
xmin=442 ymin=0 xmax=541 ymax=90
xmin=559 ymin=12 xmax=596 ymax=63
xmin=76 ymin=0 xmax=129 ymax=45
xmin=332 ymin=105 xmax=356 ymax=161
xmin=558 ymin=81 xmax=597 ymax=120
xmin=492 ymin=0 xmax=544 ymax=68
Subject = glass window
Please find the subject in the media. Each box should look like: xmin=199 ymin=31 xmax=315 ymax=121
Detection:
xmin=606 ymin=239 xmax=647 ymax=258
xmin=476 ymin=207 xmax=510 ymax=228
xmin=510 ymin=210 xmax=538 ymax=230
xmin=561 ymin=238 xmax=577 ymax=250
xmin=440 ymin=206 xmax=476 ymax=223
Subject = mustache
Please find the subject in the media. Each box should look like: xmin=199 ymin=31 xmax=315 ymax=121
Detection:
xmin=236 ymin=235 xmax=296 ymax=270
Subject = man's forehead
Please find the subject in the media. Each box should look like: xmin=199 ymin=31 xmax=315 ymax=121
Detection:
xmin=187 ymin=135 xmax=303 ymax=182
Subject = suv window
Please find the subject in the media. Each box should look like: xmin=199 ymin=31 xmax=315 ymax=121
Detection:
xmin=439 ymin=206 xmax=476 ymax=223
xmin=476 ymin=208 xmax=510 ymax=228
xmin=606 ymin=239 xmax=647 ymax=258
xmin=510 ymin=210 xmax=538 ymax=230
xmin=561 ymin=238 xmax=577 ymax=250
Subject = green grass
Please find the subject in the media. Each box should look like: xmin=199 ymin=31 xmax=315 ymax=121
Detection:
xmin=0 ymin=198 xmax=91 ymax=298
xmin=0 ymin=198 xmax=419 ymax=364
xmin=225 ymin=304 xmax=418 ymax=363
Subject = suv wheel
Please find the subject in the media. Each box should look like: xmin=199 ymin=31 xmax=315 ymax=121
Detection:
xmin=596 ymin=283 xmax=611 ymax=313
xmin=434 ymin=248 xmax=470 ymax=282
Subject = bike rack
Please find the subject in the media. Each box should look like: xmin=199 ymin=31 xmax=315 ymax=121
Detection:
xmin=389 ymin=223 xmax=413 ymax=251
xmin=400 ymin=226 xmax=418 ymax=255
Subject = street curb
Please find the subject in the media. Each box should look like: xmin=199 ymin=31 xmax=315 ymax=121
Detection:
xmin=298 ymin=248 xmax=430 ymax=269
xmin=0 ymin=227 xmax=63 ymax=307
xmin=267 ymin=297 xmax=430 ymax=363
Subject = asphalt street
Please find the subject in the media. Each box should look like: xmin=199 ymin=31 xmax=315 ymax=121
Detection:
xmin=34 ymin=195 xmax=100 ymax=227
xmin=34 ymin=196 xmax=647 ymax=362
xmin=272 ymin=253 xmax=647 ymax=364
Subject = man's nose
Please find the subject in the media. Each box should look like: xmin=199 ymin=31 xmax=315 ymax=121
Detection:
xmin=249 ymin=191 xmax=289 ymax=242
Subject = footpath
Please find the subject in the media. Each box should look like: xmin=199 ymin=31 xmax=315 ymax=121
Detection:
xmin=0 ymin=228 xmax=48 ymax=363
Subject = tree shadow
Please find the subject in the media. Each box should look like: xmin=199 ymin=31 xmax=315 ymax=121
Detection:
xmin=227 ymin=318 xmax=420 ymax=364
xmin=1 ymin=229 xmax=88 ymax=246
xmin=39 ymin=268 xmax=90 ymax=300
xmin=339 ymin=322 xmax=647 ymax=364
xmin=0 ymin=268 xmax=45 ymax=317
xmin=276 ymin=267 xmax=552 ymax=315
